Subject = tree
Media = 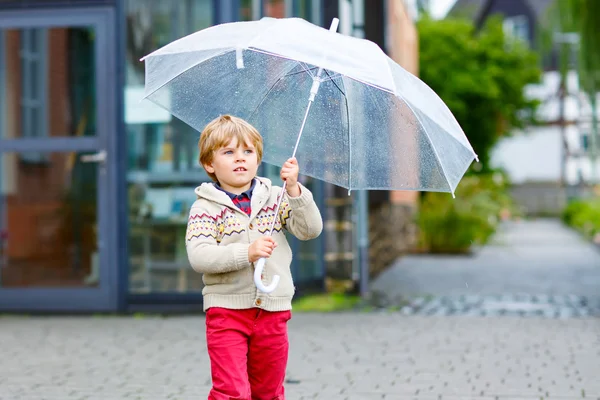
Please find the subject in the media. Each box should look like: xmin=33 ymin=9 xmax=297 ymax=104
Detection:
xmin=416 ymin=16 xmax=542 ymax=171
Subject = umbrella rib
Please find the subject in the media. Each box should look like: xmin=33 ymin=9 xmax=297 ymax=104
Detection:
xmin=298 ymin=62 xmax=318 ymax=78
xmin=383 ymin=57 xmax=454 ymax=194
xmin=279 ymin=66 xmax=317 ymax=80
xmin=245 ymin=59 xmax=341 ymax=90
xmin=358 ymin=82 xmax=453 ymax=195
xmin=363 ymin=81 xmax=395 ymax=190
xmin=247 ymin=61 xmax=305 ymax=122
xmin=324 ymin=69 xmax=346 ymax=96
xmin=401 ymin=98 xmax=454 ymax=196
xmin=247 ymin=48 xmax=395 ymax=94
xmin=384 ymin=56 xmax=399 ymax=96
xmin=340 ymin=76 xmax=351 ymax=190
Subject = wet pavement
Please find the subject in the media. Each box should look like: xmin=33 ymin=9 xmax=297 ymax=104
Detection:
xmin=2 ymin=219 xmax=599 ymax=399
xmin=1 ymin=313 xmax=599 ymax=399
xmin=372 ymin=219 xmax=600 ymax=317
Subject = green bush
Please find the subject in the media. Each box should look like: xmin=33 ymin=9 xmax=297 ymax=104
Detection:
xmin=562 ymin=197 xmax=600 ymax=239
xmin=416 ymin=173 xmax=516 ymax=254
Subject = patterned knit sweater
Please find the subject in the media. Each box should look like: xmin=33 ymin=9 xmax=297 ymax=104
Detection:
xmin=185 ymin=177 xmax=323 ymax=311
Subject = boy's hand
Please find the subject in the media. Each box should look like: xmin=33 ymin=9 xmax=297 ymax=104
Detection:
xmin=248 ymin=236 xmax=277 ymax=263
xmin=281 ymin=157 xmax=301 ymax=197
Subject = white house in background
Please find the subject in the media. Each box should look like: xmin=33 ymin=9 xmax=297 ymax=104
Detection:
xmin=449 ymin=0 xmax=600 ymax=188
xmin=491 ymin=70 xmax=600 ymax=185
xmin=447 ymin=0 xmax=600 ymax=215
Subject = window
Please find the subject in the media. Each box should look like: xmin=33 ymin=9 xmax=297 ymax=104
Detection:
xmin=294 ymin=0 xmax=315 ymax=21
xmin=19 ymin=28 xmax=48 ymax=163
xmin=125 ymin=0 xmax=213 ymax=178
xmin=240 ymin=0 xmax=261 ymax=20
xmin=0 ymin=30 xmax=4 ymax=141
xmin=503 ymin=15 xmax=529 ymax=44
xmin=264 ymin=0 xmax=289 ymax=18
xmin=125 ymin=0 xmax=214 ymax=294
xmin=582 ymin=132 xmax=590 ymax=152
xmin=240 ymin=0 xmax=319 ymax=21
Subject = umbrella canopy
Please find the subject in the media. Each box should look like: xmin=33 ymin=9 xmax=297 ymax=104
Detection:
xmin=142 ymin=17 xmax=477 ymax=196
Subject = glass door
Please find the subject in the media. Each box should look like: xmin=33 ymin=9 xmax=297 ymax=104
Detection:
xmin=0 ymin=7 xmax=117 ymax=311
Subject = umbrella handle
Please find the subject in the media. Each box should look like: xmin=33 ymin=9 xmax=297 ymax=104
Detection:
xmin=254 ymin=258 xmax=280 ymax=293
xmin=252 ymin=183 xmax=287 ymax=294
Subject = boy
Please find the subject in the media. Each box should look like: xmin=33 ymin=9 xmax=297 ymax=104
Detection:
xmin=185 ymin=115 xmax=323 ymax=399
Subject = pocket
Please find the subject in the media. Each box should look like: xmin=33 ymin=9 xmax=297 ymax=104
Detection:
xmin=282 ymin=310 xmax=292 ymax=322
xmin=205 ymin=307 xmax=226 ymax=329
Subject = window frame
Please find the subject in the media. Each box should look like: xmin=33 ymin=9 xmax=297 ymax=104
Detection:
xmin=503 ymin=14 xmax=529 ymax=44
xmin=0 ymin=29 xmax=4 ymax=142
xmin=19 ymin=27 xmax=49 ymax=163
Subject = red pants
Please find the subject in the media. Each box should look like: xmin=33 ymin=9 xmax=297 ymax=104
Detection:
xmin=205 ymin=307 xmax=291 ymax=400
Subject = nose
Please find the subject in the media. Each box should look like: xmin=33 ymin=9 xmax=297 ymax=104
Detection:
xmin=235 ymin=149 xmax=246 ymax=162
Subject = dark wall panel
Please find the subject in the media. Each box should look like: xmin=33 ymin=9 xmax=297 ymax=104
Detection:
xmin=0 ymin=0 xmax=115 ymax=10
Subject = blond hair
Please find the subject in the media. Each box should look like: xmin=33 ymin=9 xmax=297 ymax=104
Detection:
xmin=199 ymin=115 xmax=264 ymax=182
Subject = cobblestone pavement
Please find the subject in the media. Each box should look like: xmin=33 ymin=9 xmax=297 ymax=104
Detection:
xmin=1 ymin=313 xmax=599 ymax=400
xmin=387 ymin=293 xmax=600 ymax=319
xmin=372 ymin=219 xmax=600 ymax=318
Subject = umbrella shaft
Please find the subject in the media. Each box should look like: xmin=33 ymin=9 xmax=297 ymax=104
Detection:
xmin=267 ymin=17 xmax=336 ymax=236
xmin=291 ymin=92 xmax=315 ymax=159
xmin=267 ymin=88 xmax=317 ymax=235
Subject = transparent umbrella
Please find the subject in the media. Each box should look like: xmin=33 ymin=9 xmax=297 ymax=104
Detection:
xmin=142 ymin=17 xmax=478 ymax=293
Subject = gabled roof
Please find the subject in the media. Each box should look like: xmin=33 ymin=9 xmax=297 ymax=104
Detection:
xmin=446 ymin=0 xmax=486 ymax=20
xmin=447 ymin=0 xmax=554 ymax=22
xmin=524 ymin=0 xmax=554 ymax=20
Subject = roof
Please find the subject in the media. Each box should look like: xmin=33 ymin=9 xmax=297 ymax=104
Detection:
xmin=446 ymin=0 xmax=487 ymax=20
xmin=447 ymin=0 xmax=554 ymax=22
xmin=523 ymin=0 xmax=554 ymax=19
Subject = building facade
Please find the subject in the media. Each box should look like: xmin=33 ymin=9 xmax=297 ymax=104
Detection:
xmin=0 ymin=0 xmax=416 ymax=312
xmin=0 ymin=0 xmax=333 ymax=312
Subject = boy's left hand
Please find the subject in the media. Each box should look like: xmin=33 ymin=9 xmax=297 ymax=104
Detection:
xmin=281 ymin=157 xmax=301 ymax=197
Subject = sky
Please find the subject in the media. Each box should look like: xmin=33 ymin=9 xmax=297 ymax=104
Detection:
xmin=429 ymin=0 xmax=458 ymax=19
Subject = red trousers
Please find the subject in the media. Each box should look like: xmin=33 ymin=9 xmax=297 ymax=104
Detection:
xmin=205 ymin=307 xmax=291 ymax=400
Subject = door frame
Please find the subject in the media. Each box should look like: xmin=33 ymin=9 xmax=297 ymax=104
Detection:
xmin=0 ymin=7 xmax=119 ymax=311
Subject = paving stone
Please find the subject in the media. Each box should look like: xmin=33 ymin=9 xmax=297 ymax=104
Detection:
xmin=374 ymin=293 xmax=600 ymax=319
xmin=1 ymin=314 xmax=599 ymax=399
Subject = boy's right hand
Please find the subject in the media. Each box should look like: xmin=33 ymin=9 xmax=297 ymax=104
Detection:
xmin=248 ymin=236 xmax=277 ymax=263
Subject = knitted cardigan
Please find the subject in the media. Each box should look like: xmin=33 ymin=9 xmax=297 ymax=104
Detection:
xmin=185 ymin=177 xmax=323 ymax=311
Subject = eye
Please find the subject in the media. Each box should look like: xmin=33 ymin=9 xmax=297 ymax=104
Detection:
xmin=224 ymin=150 xmax=233 ymax=155
xmin=244 ymin=149 xmax=254 ymax=154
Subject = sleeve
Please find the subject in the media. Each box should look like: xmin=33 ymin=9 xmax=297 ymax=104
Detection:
xmin=279 ymin=182 xmax=323 ymax=241
xmin=185 ymin=204 xmax=252 ymax=274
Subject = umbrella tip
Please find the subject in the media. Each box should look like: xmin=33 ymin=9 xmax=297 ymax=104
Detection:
xmin=330 ymin=18 xmax=339 ymax=33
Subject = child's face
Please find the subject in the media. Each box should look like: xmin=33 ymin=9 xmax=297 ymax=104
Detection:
xmin=204 ymin=137 xmax=259 ymax=194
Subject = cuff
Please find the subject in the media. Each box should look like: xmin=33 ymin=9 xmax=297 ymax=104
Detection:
xmin=232 ymin=243 xmax=251 ymax=269
xmin=287 ymin=182 xmax=313 ymax=209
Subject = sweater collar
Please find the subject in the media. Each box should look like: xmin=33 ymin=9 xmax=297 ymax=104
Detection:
xmin=214 ymin=178 xmax=256 ymax=200
xmin=195 ymin=176 xmax=272 ymax=215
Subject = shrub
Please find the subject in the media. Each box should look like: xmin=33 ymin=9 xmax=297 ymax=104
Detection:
xmin=416 ymin=172 xmax=515 ymax=254
xmin=562 ymin=197 xmax=600 ymax=239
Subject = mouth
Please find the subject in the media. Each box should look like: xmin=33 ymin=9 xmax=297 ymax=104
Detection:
xmin=234 ymin=167 xmax=247 ymax=172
